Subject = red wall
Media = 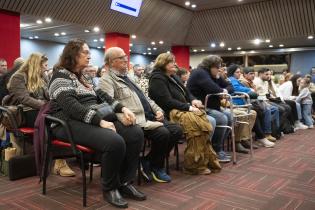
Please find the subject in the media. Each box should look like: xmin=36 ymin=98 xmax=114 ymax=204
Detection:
xmin=105 ymin=33 xmax=130 ymax=60
xmin=0 ymin=10 xmax=20 ymax=68
xmin=171 ymin=46 xmax=190 ymax=70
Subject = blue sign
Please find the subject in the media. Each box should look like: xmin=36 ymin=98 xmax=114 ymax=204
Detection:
xmin=110 ymin=0 xmax=143 ymax=17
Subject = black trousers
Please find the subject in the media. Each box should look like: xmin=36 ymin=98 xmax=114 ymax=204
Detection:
xmin=53 ymin=120 xmax=144 ymax=191
xmin=284 ymin=100 xmax=299 ymax=122
xmin=24 ymin=110 xmax=38 ymax=127
xmin=143 ymin=121 xmax=182 ymax=169
xmin=269 ymin=101 xmax=293 ymax=131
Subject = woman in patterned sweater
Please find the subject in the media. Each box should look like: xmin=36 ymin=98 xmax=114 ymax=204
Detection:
xmin=49 ymin=39 xmax=146 ymax=208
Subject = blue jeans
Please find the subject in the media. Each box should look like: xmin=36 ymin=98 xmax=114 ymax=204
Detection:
xmin=263 ymin=104 xmax=279 ymax=133
xmin=206 ymin=115 xmax=216 ymax=140
xmin=296 ymin=102 xmax=302 ymax=120
xmin=301 ymin=104 xmax=313 ymax=126
xmin=207 ymin=109 xmax=232 ymax=152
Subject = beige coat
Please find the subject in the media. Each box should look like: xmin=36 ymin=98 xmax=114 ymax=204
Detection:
xmin=98 ymin=70 xmax=163 ymax=130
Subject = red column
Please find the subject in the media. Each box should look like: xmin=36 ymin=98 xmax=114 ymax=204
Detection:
xmin=0 ymin=10 xmax=20 ymax=68
xmin=171 ymin=46 xmax=190 ymax=70
xmin=105 ymin=33 xmax=130 ymax=59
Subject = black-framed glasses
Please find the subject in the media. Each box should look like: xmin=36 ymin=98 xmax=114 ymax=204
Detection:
xmin=112 ymin=55 xmax=128 ymax=61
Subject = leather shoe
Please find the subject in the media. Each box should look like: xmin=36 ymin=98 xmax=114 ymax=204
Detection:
xmin=103 ymin=189 xmax=128 ymax=208
xmin=119 ymin=184 xmax=146 ymax=201
xmin=241 ymin=140 xmax=258 ymax=149
xmin=236 ymin=143 xmax=250 ymax=154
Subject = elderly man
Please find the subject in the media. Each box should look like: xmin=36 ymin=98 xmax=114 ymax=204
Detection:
xmin=0 ymin=58 xmax=8 ymax=76
xmin=98 ymin=47 xmax=182 ymax=183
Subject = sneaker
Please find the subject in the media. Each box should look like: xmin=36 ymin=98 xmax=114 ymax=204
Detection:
xmin=265 ymin=134 xmax=276 ymax=142
xmin=257 ymin=138 xmax=275 ymax=148
xmin=219 ymin=151 xmax=231 ymax=159
xmin=198 ymin=168 xmax=211 ymax=175
xmin=217 ymin=151 xmax=231 ymax=163
xmin=294 ymin=121 xmax=308 ymax=130
xmin=140 ymin=159 xmax=152 ymax=182
xmin=308 ymin=125 xmax=314 ymax=129
xmin=151 ymin=168 xmax=171 ymax=183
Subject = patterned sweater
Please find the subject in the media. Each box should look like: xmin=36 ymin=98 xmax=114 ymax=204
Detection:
xmin=49 ymin=69 xmax=123 ymax=126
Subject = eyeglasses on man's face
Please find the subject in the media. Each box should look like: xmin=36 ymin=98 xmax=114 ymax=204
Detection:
xmin=112 ymin=55 xmax=128 ymax=62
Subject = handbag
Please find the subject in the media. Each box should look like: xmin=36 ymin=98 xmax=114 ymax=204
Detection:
xmin=91 ymin=102 xmax=117 ymax=122
xmin=0 ymin=105 xmax=24 ymax=130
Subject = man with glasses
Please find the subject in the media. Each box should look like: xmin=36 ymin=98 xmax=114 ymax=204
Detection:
xmin=0 ymin=58 xmax=8 ymax=76
xmin=98 ymin=47 xmax=182 ymax=183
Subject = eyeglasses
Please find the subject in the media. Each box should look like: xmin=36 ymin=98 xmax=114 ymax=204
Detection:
xmin=112 ymin=55 xmax=128 ymax=62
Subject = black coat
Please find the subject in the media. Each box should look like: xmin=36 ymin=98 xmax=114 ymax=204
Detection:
xmin=148 ymin=68 xmax=195 ymax=116
xmin=187 ymin=67 xmax=233 ymax=111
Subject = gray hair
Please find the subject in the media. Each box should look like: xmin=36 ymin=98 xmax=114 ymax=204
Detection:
xmin=104 ymin=47 xmax=123 ymax=66
xmin=197 ymin=55 xmax=222 ymax=70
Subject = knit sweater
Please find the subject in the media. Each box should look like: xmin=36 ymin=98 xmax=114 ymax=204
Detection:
xmin=49 ymin=69 xmax=123 ymax=126
xmin=296 ymin=87 xmax=313 ymax=104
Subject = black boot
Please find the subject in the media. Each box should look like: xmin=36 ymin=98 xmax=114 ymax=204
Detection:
xmin=236 ymin=143 xmax=250 ymax=154
xmin=103 ymin=189 xmax=128 ymax=208
xmin=119 ymin=184 xmax=146 ymax=201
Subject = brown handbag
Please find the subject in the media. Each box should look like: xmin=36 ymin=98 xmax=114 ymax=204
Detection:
xmin=0 ymin=105 xmax=25 ymax=130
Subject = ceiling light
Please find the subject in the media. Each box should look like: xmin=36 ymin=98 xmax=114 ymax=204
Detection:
xmin=99 ymin=38 xmax=104 ymax=42
xmin=61 ymin=32 xmax=66 ymax=36
xmin=143 ymin=52 xmax=147 ymax=55
xmin=238 ymin=0 xmax=243 ymax=2
xmin=34 ymin=36 xmax=39 ymax=39
xmin=151 ymin=41 xmax=156 ymax=45
xmin=159 ymin=40 xmax=164 ymax=44
xmin=308 ymin=35 xmax=314 ymax=39
xmin=153 ymin=47 xmax=157 ymax=50
xmin=191 ymin=4 xmax=196 ymax=8
xmin=237 ymin=47 xmax=241 ymax=50
xmin=97 ymin=46 xmax=101 ymax=49
xmin=219 ymin=42 xmax=225 ymax=47
xmin=131 ymin=34 xmax=136 ymax=39
xmin=166 ymin=51 xmax=170 ymax=53
xmin=249 ymin=50 xmax=256 ymax=53
xmin=254 ymin=39 xmax=262 ymax=45
xmin=241 ymin=51 xmax=246 ymax=54
xmin=129 ymin=49 xmax=131 ymax=52
xmin=148 ymin=52 xmax=152 ymax=55
xmin=93 ymin=27 xmax=100 ymax=32
xmin=279 ymin=44 xmax=284 ymax=47
xmin=20 ymin=23 xmax=30 ymax=28
xmin=54 ymin=33 xmax=60 ymax=36
xmin=129 ymin=43 xmax=133 ymax=47
xmin=201 ymin=49 xmax=205 ymax=52
xmin=211 ymin=43 xmax=216 ymax=48
xmin=265 ymin=39 xmax=271 ymax=43
xmin=29 ymin=36 xmax=34 ymax=40
xmin=228 ymin=48 xmax=232 ymax=51
xmin=193 ymin=49 xmax=197 ymax=52
xmin=45 ymin=18 xmax=52 ymax=23
xmin=36 ymin=20 xmax=43 ymax=24
xmin=147 ymin=48 xmax=151 ymax=50
xmin=269 ymin=45 xmax=274 ymax=48
xmin=93 ymin=39 xmax=98 ymax=42
xmin=185 ymin=1 xmax=190 ymax=6
xmin=103 ymin=46 xmax=105 ymax=49
xmin=84 ymin=29 xmax=90 ymax=33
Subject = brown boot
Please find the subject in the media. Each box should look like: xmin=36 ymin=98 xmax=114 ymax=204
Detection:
xmin=53 ymin=159 xmax=76 ymax=177
xmin=265 ymin=134 xmax=276 ymax=142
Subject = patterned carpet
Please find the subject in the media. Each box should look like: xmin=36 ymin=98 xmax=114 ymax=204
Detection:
xmin=0 ymin=129 xmax=315 ymax=210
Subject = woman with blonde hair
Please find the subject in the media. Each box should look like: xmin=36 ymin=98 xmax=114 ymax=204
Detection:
xmin=4 ymin=53 xmax=75 ymax=177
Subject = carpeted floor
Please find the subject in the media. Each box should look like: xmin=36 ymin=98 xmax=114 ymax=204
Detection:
xmin=0 ymin=128 xmax=315 ymax=210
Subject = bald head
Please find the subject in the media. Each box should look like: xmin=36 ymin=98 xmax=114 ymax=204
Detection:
xmin=104 ymin=47 xmax=128 ymax=73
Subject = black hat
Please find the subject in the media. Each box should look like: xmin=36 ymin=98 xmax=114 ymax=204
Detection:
xmin=227 ymin=64 xmax=239 ymax=77
xmin=243 ymin=67 xmax=254 ymax=74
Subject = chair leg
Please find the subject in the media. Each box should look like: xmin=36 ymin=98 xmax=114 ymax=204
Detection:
xmin=175 ymin=143 xmax=179 ymax=170
xmin=42 ymin=142 xmax=51 ymax=195
xmin=231 ymin=127 xmax=236 ymax=165
xmin=89 ymin=161 xmax=93 ymax=183
xmin=137 ymin=158 xmax=141 ymax=186
xmin=80 ymin=153 xmax=87 ymax=207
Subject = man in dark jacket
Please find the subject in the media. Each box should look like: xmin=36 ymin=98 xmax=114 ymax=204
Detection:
xmin=187 ymin=55 xmax=234 ymax=162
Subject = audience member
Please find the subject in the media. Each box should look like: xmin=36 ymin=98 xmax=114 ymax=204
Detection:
xmin=0 ymin=58 xmax=8 ymax=76
xmin=296 ymin=77 xmax=313 ymax=128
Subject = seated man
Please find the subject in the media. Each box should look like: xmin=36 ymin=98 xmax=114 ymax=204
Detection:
xmin=99 ymin=47 xmax=182 ymax=183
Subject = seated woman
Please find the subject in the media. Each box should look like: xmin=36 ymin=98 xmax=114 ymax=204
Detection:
xmin=4 ymin=53 xmax=75 ymax=177
xmin=187 ymin=55 xmax=233 ymax=162
xmin=148 ymin=53 xmax=219 ymax=175
xmin=48 ymin=39 xmax=145 ymax=208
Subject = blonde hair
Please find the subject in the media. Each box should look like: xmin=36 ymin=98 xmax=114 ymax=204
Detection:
xmin=154 ymin=53 xmax=175 ymax=71
xmin=17 ymin=53 xmax=47 ymax=93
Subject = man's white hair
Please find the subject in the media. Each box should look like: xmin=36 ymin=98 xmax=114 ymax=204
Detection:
xmin=104 ymin=47 xmax=123 ymax=66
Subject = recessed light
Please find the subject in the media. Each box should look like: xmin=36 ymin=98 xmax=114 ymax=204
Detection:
xmin=151 ymin=41 xmax=156 ymax=45
xmin=238 ymin=0 xmax=243 ymax=2
xmin=131 ymin=34 xmax=136 ymax=39
xmin=34 ymin=36 xmax=39 ymax=39
xmin=93 ymin=27 xmax=100 ymax=32
xmin=228 ymin=48 xmax=232 ymax=51
xmin=20 ymin=23 xmax=30 ymax=28
xmin=237 ymin=47 xmax=241 ymax=50
xmin=201 ymin=49 xmax=205 ymax=52
xmin=265 ymin=39 xmax=271 ymax=43
xmin=129 ymin=43 xmax=133 ymax=47
xmin=249 ymin=50 xmax=256 ymax=53
xmin=93 ymin=39 xmax=98 ymax=42
xmin=54 ymin=33 xmax=60 ymax=36
xmin=97 ymin=46 xmax=101 ymax=49
xmin=129 ymin=49 xmax=131 ymax=52
xmin=279 ymin=44 xmax=284 ymax=47
xmin=211 ymin=43 xmax=216 ymax=48
xmin=147 ymin=48 xmax=151 ymax=50
xmin=254 ymin=39 xmax=262 ymax=45
xmin=45 ymin=18 xmax=52 ymax=23
xmin=103 ymin=46 xmax=105 ymax=49
xmin=153 ymin=47 xmax=157 ymax=50
xmin=191 ymin=4 xmax=196 ymax=8
xmin=166 ymin=51 xmax=170 ymax=53
xmin=193 ymin=49 xmax=197 ymax=52
xmin=159 ymin=40 xmax=164 ymax=44
xmin=29 ymin=36 xmax=34 ymax=39
xmin=241 ymin=51 xmax=246 ymax=54
xmin=308 ymin=35 xmax=314 ymax=39
xmin=36 ymin=20 xmax=43 ymax=24
xmin=269 ymin=45 xmax=274 ymax=48
xmin=99 ymin=38 xmax=104 ymax=42
xmin=61 ymin=32 xmax=66 ymax=36
xmin=143 ymin=52 xmax=147 ymax=55
xmin=84 ymin=29 xmax=90 ymax=33
xmin=219 ymin=42 xmax=225 ymax=47
xmin=148 ymin=52 xmax=152 ymax=55
xmin=185 ymin=1 xmax=190 ymax=6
